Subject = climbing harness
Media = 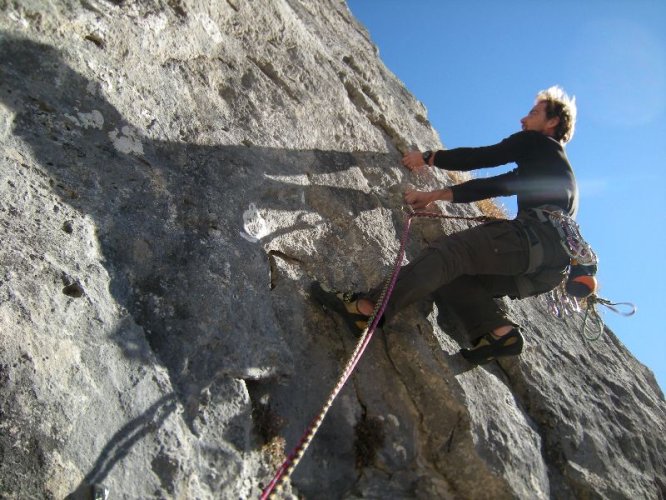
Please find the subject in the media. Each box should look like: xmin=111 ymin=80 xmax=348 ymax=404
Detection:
xmin=259 ymin=209 xmax=496 ymax=499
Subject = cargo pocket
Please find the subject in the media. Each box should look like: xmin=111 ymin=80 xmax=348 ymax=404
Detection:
xmin=486 ymin=220 xmax=528 ymax=253
xmin=479 ymin=220 xmax=530 ymax=275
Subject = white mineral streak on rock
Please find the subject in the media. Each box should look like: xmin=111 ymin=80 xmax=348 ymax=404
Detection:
xmin=264 ymin=172 xmax=310 ymax=186
xmin=86 ymin=81 xmax=98 ymax=95
xmin=393 ymin=444 xmax=407 ymax=460
xmin=195 ymin=13 xmax=224 ymax=45
xmin=241 ymin=203 xmax=269 ymax=242
xmin=108 ymin=126 xmax=143 ymax=155
xmin=386 ymin=413 xmax=400 ymax=428
xmin=77 ymin=110 xmax=104 ymax=129
xmin=1 ymin=103 xmax=15 ymax=139
xmin=242 ymin=203 xmax=324 ymax=243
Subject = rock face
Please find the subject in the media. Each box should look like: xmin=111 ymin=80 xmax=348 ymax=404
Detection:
xmin=0 ymin=1 xmax=664 ymax=499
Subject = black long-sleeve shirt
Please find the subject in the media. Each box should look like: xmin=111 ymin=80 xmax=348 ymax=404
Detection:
xmin=434 ymin=131 xmax=578 ymax=217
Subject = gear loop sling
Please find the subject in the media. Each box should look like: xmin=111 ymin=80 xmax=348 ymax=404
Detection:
xmin=259 ymin=209 xmax=495 ymax=499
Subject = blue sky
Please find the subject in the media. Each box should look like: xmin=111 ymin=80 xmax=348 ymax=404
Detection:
xmin=347 ymin=0 xmax=665 ymax=391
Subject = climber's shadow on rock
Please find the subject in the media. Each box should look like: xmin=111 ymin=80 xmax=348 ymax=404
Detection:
xmin=0 ymin=34 xmax=385 ymax=492
xmin=65 ymin=393 xmax=178 ymax=500
xmin=0 ymin=26 xmax=436 ymax=424
xmin=0 ymin=32 xmax=402 ymax=388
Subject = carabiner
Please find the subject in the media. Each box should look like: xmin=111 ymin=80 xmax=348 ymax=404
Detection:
xmin=581 ymin=305 xmax=605 ymax=341
xmin=596 ymin=299 xmax=637 ymax=317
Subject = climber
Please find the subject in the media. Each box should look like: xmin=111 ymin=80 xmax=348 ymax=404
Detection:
xmin=313 ymin=86 xmax=579 ymax=364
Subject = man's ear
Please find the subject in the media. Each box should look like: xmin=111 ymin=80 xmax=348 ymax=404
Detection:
xmin=546 ymin=116 xmax=560 ymax=132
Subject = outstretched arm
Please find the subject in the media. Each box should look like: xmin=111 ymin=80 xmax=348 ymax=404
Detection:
xmin=403 ymin=187 xmax=453 ymax=210
xmin=400 ymin=133 xmax=526 ymax=208
xmin=403 ymin=170 xmax=519 ymax=210
xmin=401 ymin=132 xmax=527 ymax=173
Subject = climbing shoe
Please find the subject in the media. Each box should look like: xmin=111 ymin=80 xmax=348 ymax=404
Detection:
xmin=460 ymin=328 xmax=524 ymax=365
xmin=310 ymin=281 xmax=370 ymax=336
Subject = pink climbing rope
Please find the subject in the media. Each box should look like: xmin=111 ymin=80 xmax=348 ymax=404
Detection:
xmin=260 ymin=210 xmax=495 ymax=499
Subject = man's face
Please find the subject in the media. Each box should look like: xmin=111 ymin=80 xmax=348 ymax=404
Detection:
xmin=521 ymin=101 xmax=558 ymax=136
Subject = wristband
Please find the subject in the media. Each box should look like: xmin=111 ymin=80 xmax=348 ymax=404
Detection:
xmin=422 ymin=150 xmax=433 ymax=165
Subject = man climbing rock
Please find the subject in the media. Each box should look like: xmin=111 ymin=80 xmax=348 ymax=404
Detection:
xmin=313 ymin=86 xmax=579 ymax=364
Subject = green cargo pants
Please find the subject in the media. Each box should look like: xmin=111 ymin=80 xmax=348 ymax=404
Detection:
xmin=378 ymin=215 xmax=570 ymax=338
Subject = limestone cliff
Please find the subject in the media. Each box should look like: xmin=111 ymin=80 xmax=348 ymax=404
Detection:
xmin=0 ymin=1 xmax=664 ymax=499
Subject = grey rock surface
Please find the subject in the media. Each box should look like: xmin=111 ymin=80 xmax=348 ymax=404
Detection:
xmin=0 ymin=1 xmax=664 ymax=499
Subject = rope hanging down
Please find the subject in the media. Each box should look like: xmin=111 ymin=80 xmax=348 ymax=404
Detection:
xmin=259 ymin=209 xmax=494 ymax=499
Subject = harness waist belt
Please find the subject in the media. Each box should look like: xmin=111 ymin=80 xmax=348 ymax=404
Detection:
xmin=523 ymin=206 xmax=597 ymax=266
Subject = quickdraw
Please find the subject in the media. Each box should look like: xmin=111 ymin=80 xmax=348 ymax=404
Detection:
xmin=546 ymin=282 xmax=637 ymax=341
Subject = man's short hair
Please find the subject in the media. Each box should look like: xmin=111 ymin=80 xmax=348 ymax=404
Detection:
xmin=537 ymin=86 xmax=577 ymax=143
